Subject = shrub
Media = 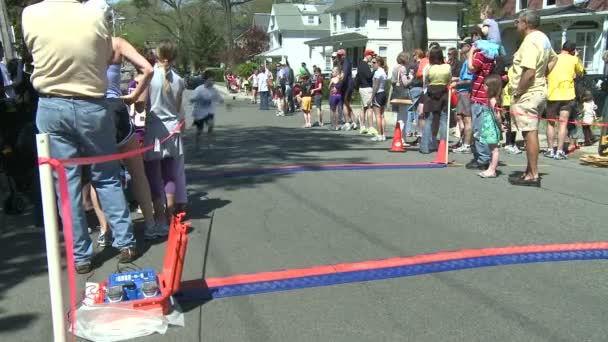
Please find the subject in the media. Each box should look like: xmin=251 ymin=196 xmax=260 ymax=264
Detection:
xmin=204 ymin=67 xmax=225 ymax=82
xmin=235 ymin=62 xmax=260 ymax=78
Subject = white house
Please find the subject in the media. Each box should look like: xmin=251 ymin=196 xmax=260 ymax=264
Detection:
xmin=258 ymin=3 xmax=330 ymax=70
xmin=305 ymin=0 xmax=465 ymax=71
xmin=497 ymin=0 xmax=608 ymax=74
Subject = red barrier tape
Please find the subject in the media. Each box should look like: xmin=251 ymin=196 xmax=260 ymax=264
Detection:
xmin=37 ymin=121 xmax=184 ymax=340
xmin=501 ymin=106 xmax=608 ymax=128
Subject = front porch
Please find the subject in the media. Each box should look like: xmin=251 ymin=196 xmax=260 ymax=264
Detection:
xmin=498 ymin=5 xmax=608 ymax=74
xmin=305 ymin=32 xmax=368 ymax=72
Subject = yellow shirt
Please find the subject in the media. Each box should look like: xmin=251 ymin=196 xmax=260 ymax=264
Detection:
xmin=426 ymin=64 xmax=451 ymax=86
xmin=511 ymin=30 xmax=557 ymax=94
xmin=547 ymin=54 xmax=584 ymax=101
xmin=22 ymin=0 xmax=112 ymax=97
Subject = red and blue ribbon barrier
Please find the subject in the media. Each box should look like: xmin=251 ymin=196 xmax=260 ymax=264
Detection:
xmin=178 ymin=242 xmax=608 ymax=301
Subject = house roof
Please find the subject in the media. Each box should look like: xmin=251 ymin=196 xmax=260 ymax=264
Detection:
xmin=499 ymin=5 xmax=599 ymax=23
xmin=272 ymin=3 xmax=330 ymax=32
xmin=253 ymin=13 xmax=270 ymax=31
xmin=325 ymin=0 xmax=464 ymax=13
xmin=305 ymin=32 xmax=368 ymax=47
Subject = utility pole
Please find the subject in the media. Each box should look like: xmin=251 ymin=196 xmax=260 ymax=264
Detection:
xmin=0 ymin=0 xmax=15 ymax=60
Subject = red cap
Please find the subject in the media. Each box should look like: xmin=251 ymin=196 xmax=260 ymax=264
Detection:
xmin=364 ymin=49 xmax=375 ymax=57
xmin=336 ymin=49 xmax=346 ymax=56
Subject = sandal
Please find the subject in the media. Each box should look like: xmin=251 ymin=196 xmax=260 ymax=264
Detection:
xmin=508 ymin=176 xmax=541 ymax=187
xmin=478 ymin=171 xmax=497 ymax=178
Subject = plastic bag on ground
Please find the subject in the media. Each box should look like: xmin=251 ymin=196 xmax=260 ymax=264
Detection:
xmin=72 ymin=297 xmax=184 ymax=342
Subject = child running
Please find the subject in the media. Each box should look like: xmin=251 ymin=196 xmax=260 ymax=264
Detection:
xmin=191 ymin=70 xmax=224 ymax=147
xmin=478 ymin=74 xmax=503 ymax=178
xmin=328 ymin=67 xmax=342 ymax=130
xmin=299 ymin=74 xmax=313 ymax=128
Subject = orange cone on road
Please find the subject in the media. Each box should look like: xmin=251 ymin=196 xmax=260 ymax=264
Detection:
xmin=388 ymin=122 xmax=405 ymax=153
xmin=432 ymin=139 xmax=448 ymax=164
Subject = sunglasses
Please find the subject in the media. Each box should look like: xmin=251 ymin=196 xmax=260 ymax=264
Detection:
xmin=372 ymin=61 xmax=377 ymax=64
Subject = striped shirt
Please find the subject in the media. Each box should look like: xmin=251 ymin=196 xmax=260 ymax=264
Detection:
xmin=470 ymin=52 xmax=495 ymax=104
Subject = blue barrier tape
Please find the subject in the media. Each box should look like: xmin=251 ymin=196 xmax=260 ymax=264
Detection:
xmin=196 ymin=163 xmax=447 ymax=180
xmin=176 ymin=250 xmax=608 ymax=301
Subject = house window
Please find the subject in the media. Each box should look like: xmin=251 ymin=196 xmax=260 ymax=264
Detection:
xmin=308 ymin=16 xmax=315 ymax=24
xmin=516 ymin=0 xmax=528 ymax=12
xmin=326 ymin=56 xmax=332 ymax=70
xmin=543 ymin=0 xmax=556 ymax=7
xmin=278 ymin=33 xmax=283 ymax=47
xmin=379 ymin=8 xmax=388 ymax=28
xmin=378 ymin=46 xmax=387 ymax=58
xmin=332 ymin=14 xmax=337 ymax=32
xmin=340 ymin=12 xmax=347 ymax=30
xmin=576 ymin=31 xmax=597 ymax=70
xmin=271 ymin=16 xmax=276 ymax=29
xmin=355 ymin=9 xmax=361 ymax=28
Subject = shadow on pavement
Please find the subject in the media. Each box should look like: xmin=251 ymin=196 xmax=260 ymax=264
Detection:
xmin=0 ymin=228 xmax=46 ymax=333
xmin=181 ymin=124 xmax=378 ymax=191
xmin=0 ymin=313 xmax=39 ymax=333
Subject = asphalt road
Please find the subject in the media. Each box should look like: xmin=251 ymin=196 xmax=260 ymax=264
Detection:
xmin=1 ymin=91 xmax=607 ymax=342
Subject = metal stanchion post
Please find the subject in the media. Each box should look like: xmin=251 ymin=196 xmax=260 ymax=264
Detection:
xmin=36 ymin=133 xmax=67 ymax=342
xmin=446 ymin=88 xmax=452 ymax=165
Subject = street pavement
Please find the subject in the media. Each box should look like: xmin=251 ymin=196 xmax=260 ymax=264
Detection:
xmin=1 ymin=89 xmax=607 ymax=342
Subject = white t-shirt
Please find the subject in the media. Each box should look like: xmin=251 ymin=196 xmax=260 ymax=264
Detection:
xmin=257 ymin=72 xmax=268 ymax=92
xmin=373 ymin=68 xmax=387 ymax=93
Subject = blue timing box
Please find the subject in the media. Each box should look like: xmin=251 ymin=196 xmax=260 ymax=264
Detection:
xmin=105 ymin=269 xmax=161 ymax=302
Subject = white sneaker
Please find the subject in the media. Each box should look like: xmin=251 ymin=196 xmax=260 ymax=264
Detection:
xmin=508 ymin=145 xmax=523 ymax=155
xmin=453 ymin=144 xmax=471 ymax=153
xmin=380 ymin=135 xmax=387 ymax=141
xmin=371 ymin=135 xmax=381 ymax=142
xmin=342 ymin=123 xmax=352 ymax=131
xmin=351 ymin=122 xmax=358 ymax=130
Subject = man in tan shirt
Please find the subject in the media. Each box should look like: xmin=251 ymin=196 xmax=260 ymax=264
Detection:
xmin=23 ymin=0 xmax=138 ymax=273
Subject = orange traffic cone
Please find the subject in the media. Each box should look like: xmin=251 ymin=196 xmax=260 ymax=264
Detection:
xmin=432 ymin=139 xmax=448 ymax=164
xmin=388 ymin=122 xmax=405 ymax=153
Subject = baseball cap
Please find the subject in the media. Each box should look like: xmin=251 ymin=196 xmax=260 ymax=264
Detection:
xmin=336 ymin=49 xmax=346 ymax=56
xmin=364 ymin=49 xmax=375 ymax=57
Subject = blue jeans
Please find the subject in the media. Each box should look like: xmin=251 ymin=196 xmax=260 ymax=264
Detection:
xmin=259 ymin=91 xmax=270 ymax=110
xmin=286 ymin=86 xmax=295 ymax=113
xmin=472 ymin=102 xmax=491 ymax=164
xmin=406 ymin=87 xmax=423 ymax=135
xmin=36 ymin=97 xmax=135 ymax=265
xmin=420 ymin=111 xmax=447 ymax=154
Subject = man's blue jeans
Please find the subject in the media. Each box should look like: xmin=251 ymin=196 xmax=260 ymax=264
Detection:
xmin=406 ymin=87 xmax=423 ymax=135
xmin=36 ymin=97 xmax=135 ymax=265
xmin=420 ymin=111 xmax=447 ymax=154
xmin=259 ymin=91 xmax=270 ymax=110
xmin=472 ymin=102 xmax=491 ymax=164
